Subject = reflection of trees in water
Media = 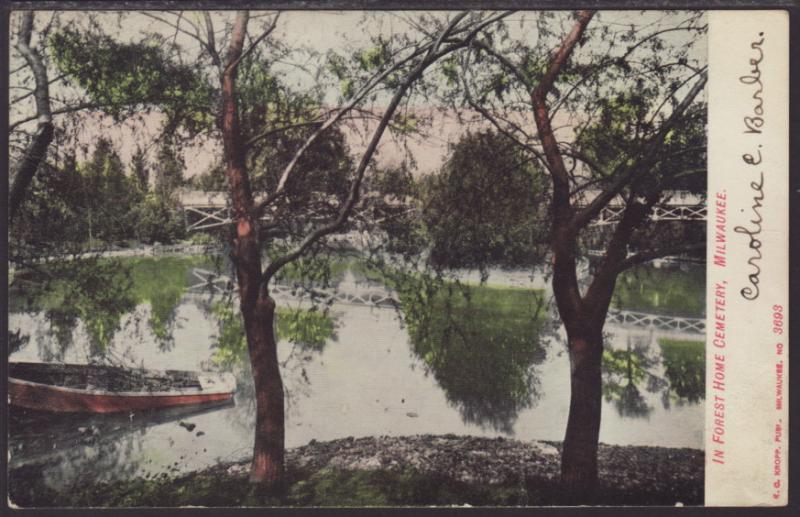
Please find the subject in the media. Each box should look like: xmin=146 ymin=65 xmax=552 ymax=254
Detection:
xmin=9 ymin=256 xmax=208 ymax=362
xmin=199 ymin=293 xmax=338 ymax=423
xmin=37 ymin=430 xmax=147 ymax=491
xmin=659 ymin=338 xmax=704 ymax=408
xmin=602 ymin=338 xmax=662 ymax=419
xmin=399 ymin=274 xmax=548 ymax=434
xmin=602 ymin=333 xmax=705 ymax=419
xmin=10 ymin=258 xmax=137 ymax=362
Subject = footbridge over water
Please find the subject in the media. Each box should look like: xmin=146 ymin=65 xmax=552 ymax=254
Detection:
xmin=179 ymin=189 xmax=707 ymax=232
xmin=574 ymin=189 xmax=706 ymax=226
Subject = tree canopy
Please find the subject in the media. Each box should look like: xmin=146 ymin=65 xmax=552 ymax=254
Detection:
xmin=421 ymin=129 xmax=549 ymax=274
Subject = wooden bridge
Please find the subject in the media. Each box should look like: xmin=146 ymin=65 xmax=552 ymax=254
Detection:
xmin=179 ymin=189 xmax=707 ymax=232
xmin=186 ymin=268 xmax=704 ymax=334
xmin=575 ymin=189 xmax=706 ymax=226
xmin=179 ymin=190 xmax=236 ymax=232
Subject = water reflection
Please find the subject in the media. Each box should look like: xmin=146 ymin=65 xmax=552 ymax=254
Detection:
xmin=659 ymin=337 xmax=705 ymax=408
xmin=602 ymin=336 xmax=663 ymax=419
xmin=8 ymin=260 xmax=706 ymax=490
xmin=400 ymin=278 xmax=548 ymax=433
xmin=602 ymin=331 xmax=705 ymax=419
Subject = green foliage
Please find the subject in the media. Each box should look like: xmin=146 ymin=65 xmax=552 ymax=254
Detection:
xmin=574 ymin=87 xmax=706 ymax=196
xmin=269 ymin=251 xmax=350 ymax=289
xmin=211 ymin=302 xmax=337 ymax=370
xmin=153 ymin=140 xmax=185 ymax=200
xmin=13 ymin=137 xmax=188 ymax=249
xmin=276 ymin=308 xmax=336 ymax=353
xmin=8 ymin=329 xmax=30 ymax=356
xmin=49 ymin=27 xmax=213 ymax=131
xmin=420 ymin=130 xmax=549 ymax=273
xmin=130 ymin=146 xmax=150 ymax=193
xmin=10 ymin=153 xmax=88 ymax=253
xmin=132 ymin=194 xmax=186 ymax=245
xmin=601 ymin=344 xmax=660 ymax=419
xmin=577 ymin=90 xmax=656 ymax=173
xmin=9 ymin=256 xmax=206 ymax=359
xmin=126 ymin=256 xmax=205 ymax=347
xmin=79 ymin=138 xmax=142 ymax=245
xmin=612 ymin=264 xmax=705 ymax=317
xmin=602 ymin=337 xmax=705 ymax=419
xmin=659 ymin=339 xmax=704 ymax=403
xmin=356 ymin=41 xmax=391 ymax=72
xmin=209 ymin=302 xmax=247 ymax=370
xmin=399 ymin=274 xmax=547 ymax=432
xmin=216 ymin=62 xmax=356 ymax=243
xmin=440 ymin=55 xmax=460 ymax=86
xmin=9 ymin=465 xmax=534 ymax=507
xmin=361 ymin=164 xmax=424 ymax=256
xmin=10 ymin=259 xmax=137 ymax=360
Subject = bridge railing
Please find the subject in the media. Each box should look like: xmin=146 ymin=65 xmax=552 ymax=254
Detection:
xmin=186 ymin=268 xmax=705 ymax=334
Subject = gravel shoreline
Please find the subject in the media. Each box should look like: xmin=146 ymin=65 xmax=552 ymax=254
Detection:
xmin=228 ymin=434 xmax=704 ymax=501
xmin=9 ymin=434 xmax=704 ymax=506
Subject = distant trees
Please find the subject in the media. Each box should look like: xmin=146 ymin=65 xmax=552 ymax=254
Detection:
xmin=10 ymin=11 xmax=193 ymax=249
xmin=420 ymin=129 xmax=548 ymax=275
xmin=79 ymin=138 xmax=140 ymax=244
xmin=134 ymin=140 xmax=187 ymax=244
xmin=12 ymin=136 xmax=186 ymax=248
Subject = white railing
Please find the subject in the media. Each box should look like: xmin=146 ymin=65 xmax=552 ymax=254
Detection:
xmin=606 ymin=309 xmax=705 ymax=333
xmin=186 ymin=268 xmax=705 ymax=333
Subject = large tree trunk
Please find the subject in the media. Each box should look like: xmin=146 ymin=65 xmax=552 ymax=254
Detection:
xmin=221 ymin=11 xmax=285 ymax=490
xmin=242 ymin=290 xmax=285 ymax=488
xmin=560 ymin=328 xmax=604 ymax=497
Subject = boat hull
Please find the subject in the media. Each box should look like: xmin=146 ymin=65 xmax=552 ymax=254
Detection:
xmin=9 ymin=378 xmax=234 ymax=414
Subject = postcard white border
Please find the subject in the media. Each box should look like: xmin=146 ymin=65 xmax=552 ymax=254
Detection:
xmin=705 ymin=10 xmax=789 ymax=506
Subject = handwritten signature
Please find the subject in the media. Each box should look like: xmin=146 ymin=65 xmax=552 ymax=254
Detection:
xmin=736 ymin=32 xmax=766 ymax=301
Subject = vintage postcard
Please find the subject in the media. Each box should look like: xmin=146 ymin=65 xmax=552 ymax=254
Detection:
xmin=5 ymin=4 xmax=790 ymax=508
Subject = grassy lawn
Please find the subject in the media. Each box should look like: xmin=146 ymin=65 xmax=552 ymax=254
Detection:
xmin=612 ymin=265 xmax=705 ymax=317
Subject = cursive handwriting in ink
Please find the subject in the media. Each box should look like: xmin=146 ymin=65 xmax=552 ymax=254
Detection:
xmin=740 ymin=32 xmax=764 ymax=134
xmin=734 ymin=171 xmax=764 ymax=300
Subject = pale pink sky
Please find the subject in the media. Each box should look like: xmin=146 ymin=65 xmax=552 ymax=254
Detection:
xmin=10 ymin=10 xmax=704 ymax=181
xmin=65 ymin=107 xmax=512 ymax=180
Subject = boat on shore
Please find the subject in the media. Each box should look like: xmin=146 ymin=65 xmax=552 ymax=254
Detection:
xmin=9 ymin=362 xmax=236 ymax=413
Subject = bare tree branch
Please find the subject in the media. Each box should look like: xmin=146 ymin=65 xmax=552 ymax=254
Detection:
xmin=461 ymin=59 xmax=547 ymax=168
xmin=470 ymin=38 xmax=534 ymax=91
xmin=617 ymin=242 xmax=705 ymax=272
xmin=203 ymin=12 xmax=222 ymax=70
xmin=10 ymin=11 xmax=54 ymax=224
xmin=262 ymin=11 xmax=488 ymax=283
xmin=251 ymin=39 xmax=435 ymax=216
xmin=225 ymin=12 xmax=280 ymax=73
xmin=10 ymin=102 xmax=101 ymax=132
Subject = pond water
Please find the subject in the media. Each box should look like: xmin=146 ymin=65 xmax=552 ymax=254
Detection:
xmin=8 ymin=258 xmax=705 ymax=491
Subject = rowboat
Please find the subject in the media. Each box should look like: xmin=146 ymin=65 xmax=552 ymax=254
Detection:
xmin=9 ymin=362 xmax=236 ymax=413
